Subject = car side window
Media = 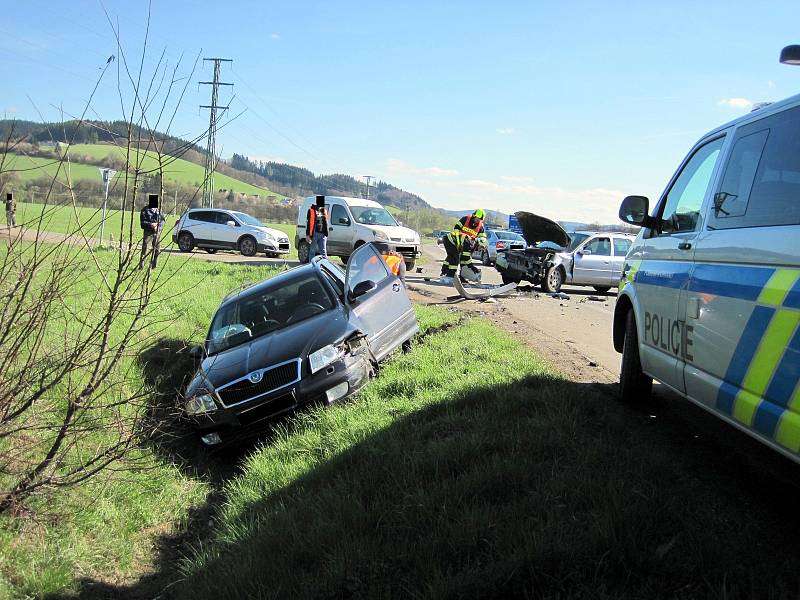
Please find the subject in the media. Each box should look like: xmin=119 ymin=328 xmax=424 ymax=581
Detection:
xmin=331 ymin=204 xmax=350 ymax=226
xmin=216 ymin=212 xmax=237 ymax=225
xmin=613 ymin=238 xmax=632 ymax=256
xmin=347 ymin=246 xmax=389 ymax=295
xmin=709 ymin=105 xmax=800 ymax=229
xmin=583 ymin=237 xmax=611 ymax=256
xmin=658 ymin=136 xmax=724 ymax=234
xmin=188 ymin=211 xmax=208 ymax=222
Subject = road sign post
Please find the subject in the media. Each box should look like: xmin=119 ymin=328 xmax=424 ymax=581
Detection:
xmin=98 ymin=168 xmax=116 ymax=246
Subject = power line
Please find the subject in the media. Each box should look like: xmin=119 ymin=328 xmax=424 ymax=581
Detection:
xmin=199 ymin=57 xmax=232 ymax=207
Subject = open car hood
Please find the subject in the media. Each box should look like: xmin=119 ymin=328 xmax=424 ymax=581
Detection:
xmin=514 ymin=212 xmax=570 ymax=247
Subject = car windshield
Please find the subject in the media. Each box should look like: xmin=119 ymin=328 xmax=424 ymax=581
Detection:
xmin=233 ymin=212 xmax=264 ymax=227
xmin=493 ymin=231 xmax=524 ymax=241
xmin=566 ymin=233 xmax=590 ymax=252
xmin=207 ymin=272 xmax=334 ymax=355
xmin=350 ymin=206 xmax=397 ymax=226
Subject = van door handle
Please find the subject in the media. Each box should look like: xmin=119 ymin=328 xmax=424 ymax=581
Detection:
xmin=678 ymin=242 xmax=692 ymax=250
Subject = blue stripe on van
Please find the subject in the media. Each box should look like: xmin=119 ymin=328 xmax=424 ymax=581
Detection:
xmin=753 ymin=326 xmax=800 ymax=437
xmin=783 ymin=278 xmax=800 ymax=310
xmin=633 ymin=261 xmax=692 ymax=289
xmin=716 ymin=305 xmax=775 ymax=415
xmin=689 ymin=264 xmax=775 ymax=302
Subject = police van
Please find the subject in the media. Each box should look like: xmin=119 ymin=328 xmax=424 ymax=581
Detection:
xmin=614 ymin=92 xmax=800 ymax=464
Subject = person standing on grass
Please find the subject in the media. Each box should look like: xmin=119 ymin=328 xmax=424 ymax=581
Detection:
xmin=139 ymin=194 xmax=165 ymax=269
xmin=306 ymin=194 xmax=329 ymax=259
xmin=4 ymin=192 xmax=16 ymax=228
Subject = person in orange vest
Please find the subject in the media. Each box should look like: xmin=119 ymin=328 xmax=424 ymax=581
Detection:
xmin=305 ymin=195 xmax=329 ymax=259
xmin=371 ymin=241 xmax=406 ymax=284
xmin=439 ymin=208 xmax=487 ymax=284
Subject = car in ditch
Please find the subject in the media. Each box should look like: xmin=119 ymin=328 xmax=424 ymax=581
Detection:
xmin=183 ymin=243 xmax=419 ymax=445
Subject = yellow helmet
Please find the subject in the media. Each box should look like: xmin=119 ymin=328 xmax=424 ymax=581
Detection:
xmin=473 ymin=208 xmax=486 ymax=220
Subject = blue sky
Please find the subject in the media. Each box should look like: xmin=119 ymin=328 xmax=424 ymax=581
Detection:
xmin=1 ymin=0 xmax=799 ymax=223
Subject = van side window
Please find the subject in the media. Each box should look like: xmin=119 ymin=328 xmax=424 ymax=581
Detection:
xmin=709 ymin=105 xmax=800 ymax=229
xmin=331 ymin=204 xmax=350 ymax=226
xmin=658 ymin=137 xmax=724 ymax=234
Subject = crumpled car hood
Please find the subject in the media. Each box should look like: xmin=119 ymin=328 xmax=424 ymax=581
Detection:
xmin=514 ymin=212 xmax=570 ymax=248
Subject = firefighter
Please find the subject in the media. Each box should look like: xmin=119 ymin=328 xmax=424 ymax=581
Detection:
xmin=439 ymin=208 xmax=487 ymax=284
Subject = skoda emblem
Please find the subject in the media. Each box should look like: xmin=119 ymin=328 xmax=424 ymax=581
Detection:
xmin=249 ymin=371 xmax=263 ymax=384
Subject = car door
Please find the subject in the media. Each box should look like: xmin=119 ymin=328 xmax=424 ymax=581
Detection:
xmin=610 ymin=237 xmax=633 ymax=285
xmin=637 ymin=135 xmax=726 ymax=393
xmin=185 ymin=210 xmax=215 ymax=245
xmin=214 ymin=211 xmax=239 ymax=248
xmin=685 ymin=105 xmax=800 ymax=457
xmin=327 ymin=202 xmax=354 ymax=255
xmin=344 ymin=243 xmax=418 ymax=361
xmin=572 ymin=236 xmax=612 ymax=284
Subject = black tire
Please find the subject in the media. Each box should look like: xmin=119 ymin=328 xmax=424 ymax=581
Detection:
xmin=205 ymin=248 xmax=218 ymax=254
xmin=405 ymin=259 xmax=416 ymax=270
xmin=177 ymin=232 xmax=194 ymax=253
xmin=500 ymin=270 xmax=521 ymax=285
xmin=593 ymin=285 xmax=611 ymax=294
xmin=619 ymin=310 xmax=653 ymax=403
xmin=298 ymin=240 xmax=310 ymax=264
xmin=481 ymin=250 xmax=491 ymax=266
xmin=541 ymin=265 xmax=563 ymax=293
xmin=239 ymin=236 xmax=257 ymax=257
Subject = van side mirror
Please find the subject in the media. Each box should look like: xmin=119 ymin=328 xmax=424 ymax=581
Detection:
xmin=338 ymin=217 xmax=350 ymax=225
xmin=619 ymin=196 xmax=652 ymax=228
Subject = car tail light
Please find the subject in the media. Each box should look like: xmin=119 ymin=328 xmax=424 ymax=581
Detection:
xmin=496 ymin=241 xmax=506 ymax=250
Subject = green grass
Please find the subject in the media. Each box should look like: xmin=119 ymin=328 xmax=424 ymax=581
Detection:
xmin=2 ymin=144 xmax=275 ymax=197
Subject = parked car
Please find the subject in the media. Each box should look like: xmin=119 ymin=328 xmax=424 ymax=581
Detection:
xmin=172 ymin=208 xmax=290 ymax=257
xmin=614 ymin=90 xmax=800 ymax=465
xmin=183 ymin=243 xmax=419 ymax=445
xmin=295 ymin=196 xmax=422 ymax=269
xmin=472 ymin=229 xmax=526 ymax=265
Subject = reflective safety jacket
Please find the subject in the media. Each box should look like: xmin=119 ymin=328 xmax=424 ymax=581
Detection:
xmin=383 ymin=253 xmax=404 ymax=277
xmin=452 ymin=213 xmax=486 ymax=244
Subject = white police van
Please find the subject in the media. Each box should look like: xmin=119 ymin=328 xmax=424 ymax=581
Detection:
xmin=614 ymin=92 xmax=800 ymax=464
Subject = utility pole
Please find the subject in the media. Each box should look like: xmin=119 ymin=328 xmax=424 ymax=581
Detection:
xmin=363 ymin=175 xmax=374 ymax=200
xmin=200 ymin=58 xmax=233 ymax=208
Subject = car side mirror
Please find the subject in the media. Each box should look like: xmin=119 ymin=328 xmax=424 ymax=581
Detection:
xmin=189 ymin=344 xmax=205 ymax=359
xmin=619 ymin=195 xmax=653 ymax=227
xmin=350 ymin=279 xmax=377 ymax=300
xmin=226 ymin=220 xmax=236 ymax=227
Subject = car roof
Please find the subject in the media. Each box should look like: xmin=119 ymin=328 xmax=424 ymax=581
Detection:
xmin=703 ymin=91 xmax=800 ymax=138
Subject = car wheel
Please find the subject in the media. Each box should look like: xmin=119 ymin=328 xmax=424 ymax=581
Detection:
xmin=500 ymin=270 xmax=521 ymax=285
xmin=541 ymin=265 xmax=563 ymax=293
xmin=405 ymin=259 xmax=416 ymax=270
xmin=481 ymin=250 xmax=491 ymax=266
xmin=593 ymin=285 xmax=611 ymax=294
xmin=619 ymin=310 xmax=653 ymax=403
xmin=205 ymin=248 xmax=217 ymax=254
xmin=177 ymin=232 xmax=194 ymax=252
xmin=239 ymin=236 xmax=257 ymax=257
xmin=298 ymin=240 xmax=310 ymax=264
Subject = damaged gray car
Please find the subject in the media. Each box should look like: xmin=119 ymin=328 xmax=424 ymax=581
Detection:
xmin=184 ymin=243 xmax=419 ymax=446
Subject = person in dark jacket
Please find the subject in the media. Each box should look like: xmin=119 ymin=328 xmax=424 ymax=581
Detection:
xmin=4 ymin=192 xmax=16 ymax=228
xmin=139 ymin=194 xmax=165 ymax=269
xmin=306 ymin=195 xmax=329 ymax=260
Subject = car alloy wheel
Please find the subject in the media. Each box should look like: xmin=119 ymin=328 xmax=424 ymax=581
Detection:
xmin=239 ymin=236 xmax=257 ymax=257
xmin=178 ymin=232 xmax=194 ymax=252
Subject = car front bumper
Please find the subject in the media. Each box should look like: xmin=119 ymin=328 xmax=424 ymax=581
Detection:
xmin=188 ymin=350 xmax=371 ymax=444
xmin=257 ymin=240 xmax=291 ymax=255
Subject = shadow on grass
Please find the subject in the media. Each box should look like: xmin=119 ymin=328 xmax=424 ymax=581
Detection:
xmin=49 ymin=367 xmax=800 ymax=599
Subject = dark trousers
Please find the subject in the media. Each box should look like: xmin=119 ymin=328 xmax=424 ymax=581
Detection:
xmin=140 ymin=231 xmax=159 ymax=269
xmin=441 ymin=234 xmax=475 ymax=277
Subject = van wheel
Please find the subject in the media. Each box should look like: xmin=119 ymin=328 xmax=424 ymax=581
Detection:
xmin=177 ymin=232 xmax=194 ymax=252
xmin=619 ymin=310 xmax=653 ymax=403
xmin=541 ymin=266 xmax=563 ymax=293
xmin=593 ymin=285 xmax=611 ymax=294
xmin=239 ymin=236 xmax=257 ymax=257
xmin=298 ymin=240 xmax=310 ymax=264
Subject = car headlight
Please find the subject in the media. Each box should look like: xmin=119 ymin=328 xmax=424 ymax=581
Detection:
xmin=185 ymin=393 xmax=217 ymax=415
xmin=257 ymin=231 xmax=275 ymax=241
xmin=373 ymin=230 xmax=389 ymax=241
xmin=309 ymin=344 xmax=344 ymax=374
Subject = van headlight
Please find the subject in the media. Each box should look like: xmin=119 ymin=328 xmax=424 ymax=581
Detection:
xmin=373 ymin=230 xmax=389 ymax=241
xmin=185 ymin=393 xmax=217 ymax=415
xmin=309 ymin=344 xmax=344 ymax=374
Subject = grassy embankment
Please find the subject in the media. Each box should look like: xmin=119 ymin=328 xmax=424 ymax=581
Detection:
xmin=2 ymin=145 xmax=274 ymax=197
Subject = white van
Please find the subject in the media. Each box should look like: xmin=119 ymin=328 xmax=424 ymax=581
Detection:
xmin=615 ymin=92 xmax=800 ymax=464
xmin=295 ymin=196 xmax=422 ymax=268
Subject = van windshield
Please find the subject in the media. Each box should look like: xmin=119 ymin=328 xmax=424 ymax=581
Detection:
xmin=350 ymin=206 xmax=397 ymax=226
